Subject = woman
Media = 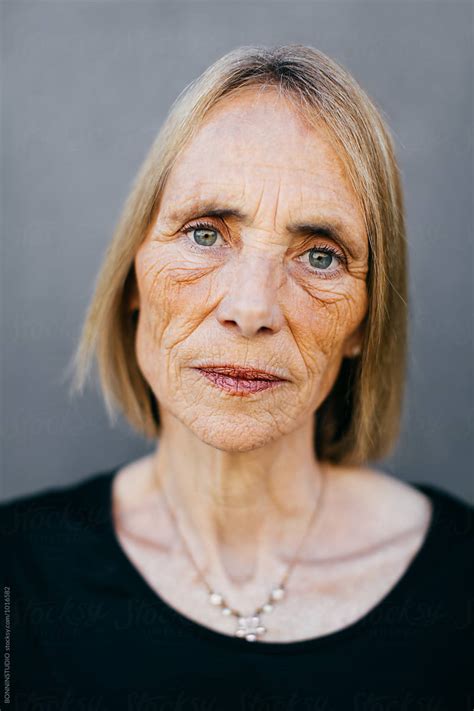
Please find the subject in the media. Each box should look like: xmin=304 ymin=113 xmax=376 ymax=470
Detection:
xmin=1 ymin=45 xmax=472 ymax=710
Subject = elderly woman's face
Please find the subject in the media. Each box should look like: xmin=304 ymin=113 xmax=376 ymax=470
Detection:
xmin=133 ymin=87 xmax=369 ymax=451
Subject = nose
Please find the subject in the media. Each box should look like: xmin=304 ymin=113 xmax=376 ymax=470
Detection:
xmin=215 ymin=252 xmax=284 ymax=338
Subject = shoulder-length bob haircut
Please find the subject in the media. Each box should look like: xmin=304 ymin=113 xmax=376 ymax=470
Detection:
xmin=69 ymin=44 xmax=408 ymax=466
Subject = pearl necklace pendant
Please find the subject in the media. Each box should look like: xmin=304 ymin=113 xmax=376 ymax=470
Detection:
xmin=208 ymin=585 xmax=286 ymax=642
xmin=235 ymin=614 xmax=266 ymax=642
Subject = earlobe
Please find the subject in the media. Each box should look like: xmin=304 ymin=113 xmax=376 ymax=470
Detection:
xmin=342 ymin=341 xmax=362 ymax=359
xmin=128 ymin=298 xmax=140 ymax=318
xmin=348 ymin=344 xmax=361 ymax=358
xmin=126 ymin=272 xmax=140 ymax=314
xmin=129 ymin=295 xmax=140 ymax=327
xmin=343 ymin=319 xmax=366 ymax=358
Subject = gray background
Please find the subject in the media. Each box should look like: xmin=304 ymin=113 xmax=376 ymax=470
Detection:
xmin=1 ymin=1 xmax=472 ymax=503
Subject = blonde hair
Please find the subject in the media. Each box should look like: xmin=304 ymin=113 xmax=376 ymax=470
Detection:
xmin=68 ymin=44 xmax=408 ymax=466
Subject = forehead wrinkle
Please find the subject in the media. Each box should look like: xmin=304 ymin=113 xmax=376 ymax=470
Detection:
xmin=159 ymin=181 xmax=246 ymax=224
xmin=225 ymin=160 xmax=346 ymax=182
xmin=226 ymin=175 xmax=290 ymax=240
xmin=247 ymin=176 xmax=266 ymax=225
xmin=164 ymin=162 xmax=359 ymax=220
xmin=271 ymin=176 xmax=283 ymax=234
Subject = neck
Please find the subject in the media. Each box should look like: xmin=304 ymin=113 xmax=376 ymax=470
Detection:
xmin=149 ymin=408 xmax=330 ymax=604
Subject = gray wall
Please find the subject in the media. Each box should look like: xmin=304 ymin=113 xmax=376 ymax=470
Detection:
xmin=1 ymin=1 xmax=472 ymax=503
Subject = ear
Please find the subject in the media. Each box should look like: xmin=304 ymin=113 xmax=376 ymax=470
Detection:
xmin=129 ymin=288 xmax=140 ymax=313
xmin=342 ymin=317 xmax=366 ymax=359
xmin=125 ymin=269 xmax=140 ymax=315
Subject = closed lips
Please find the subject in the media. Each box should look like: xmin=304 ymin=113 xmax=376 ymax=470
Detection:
xmin=196 ymin=366 xmax=284 ymax=381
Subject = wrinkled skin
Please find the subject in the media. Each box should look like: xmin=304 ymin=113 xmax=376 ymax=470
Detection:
xmin=128 ymin=86 xmax=370 ymax=589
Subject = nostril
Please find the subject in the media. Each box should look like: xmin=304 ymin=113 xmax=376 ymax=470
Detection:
xmin=222 ymin=319 xmax=273 ymax=333
xmin=217 ymin=298 xmax=282 ymax=337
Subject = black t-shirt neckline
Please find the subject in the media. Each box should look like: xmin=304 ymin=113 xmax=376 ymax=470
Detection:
xmin=94 ymin=466 xmax=443 ymax=655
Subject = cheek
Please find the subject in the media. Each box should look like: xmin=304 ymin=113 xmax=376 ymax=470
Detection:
xmin=133 ymin=244 xmax=217 ymax=378
xmin=287 ymin=283 xmax=367 ymax=413
xmin=135 ymin=251 xmax=171 ymax=350
xmin=292 ymin=279 xmax=367 ymax=366
xmin=298 ymin=278 xmax=367 ymax=336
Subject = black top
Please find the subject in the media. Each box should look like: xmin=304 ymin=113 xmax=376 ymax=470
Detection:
xmin=1 ymin=465 xmax=473 ymax=711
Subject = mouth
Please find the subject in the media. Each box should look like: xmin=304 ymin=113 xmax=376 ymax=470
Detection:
xmin=192 ymin=364 xmax=288 ymax=396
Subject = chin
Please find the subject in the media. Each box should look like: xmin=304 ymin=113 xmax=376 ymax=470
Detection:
xmin=179 ymin=413 xmax=283 ymax=453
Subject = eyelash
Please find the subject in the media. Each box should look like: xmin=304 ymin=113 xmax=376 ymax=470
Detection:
xmin=181 ymin=220 xmax=347 ymax=279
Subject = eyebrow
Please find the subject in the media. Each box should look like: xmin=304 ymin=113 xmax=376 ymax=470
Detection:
xmin=286 ymin=220 xmax=358 ymax=259
xmin=163 ymin=201 xmax=363 ymax=260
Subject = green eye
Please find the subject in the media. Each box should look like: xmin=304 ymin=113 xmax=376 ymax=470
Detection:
xmin=308 ymin=248 xmax=335 ymax=270
xmin=192 ymin=228 xmax=219 ymax=247
xmin=298 ymin=244 xmax=346 ymax=279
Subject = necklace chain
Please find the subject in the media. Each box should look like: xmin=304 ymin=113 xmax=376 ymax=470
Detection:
xmin=157 ymin=464 xmax=328 ymax=642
